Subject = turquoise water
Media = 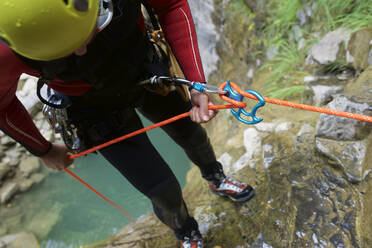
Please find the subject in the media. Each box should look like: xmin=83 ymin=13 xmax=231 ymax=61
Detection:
xmin=11 ymin=115 xmax=191 ymax=248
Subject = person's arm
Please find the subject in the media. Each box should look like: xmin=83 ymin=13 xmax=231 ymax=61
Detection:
xmin=147 ymin=0 xmax=217 ymax=123
xmin=0 ymin=44 xmax=73 ymax=169
xmin=0 ymin=44 xmax=52 ymax=156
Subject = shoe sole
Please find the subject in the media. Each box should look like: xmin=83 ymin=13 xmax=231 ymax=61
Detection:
xmin=211 ymin=188 xmax=255 ymax=203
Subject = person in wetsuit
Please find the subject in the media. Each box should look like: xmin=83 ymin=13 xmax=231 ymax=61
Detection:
xmin=0 ymin=0 xmax=254 ymax=247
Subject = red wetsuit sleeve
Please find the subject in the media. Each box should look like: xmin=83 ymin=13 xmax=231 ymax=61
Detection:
xmin=146 ymin=0 xmax=206 ymax=83
xmin=0 ymin=43 xmax=51 ymax=156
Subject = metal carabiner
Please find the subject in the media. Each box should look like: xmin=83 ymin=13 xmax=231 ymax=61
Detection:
xmin=191 ymin=82 xmax=227 ymax=95
xmin=223 ymin=80 xmax=265 ymax=125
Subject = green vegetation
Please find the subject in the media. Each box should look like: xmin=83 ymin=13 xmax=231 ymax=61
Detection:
xmin=318 ymin=0 xmax=372 ymax=31
xmin=252 ymin=0 xmax=372 ymax=99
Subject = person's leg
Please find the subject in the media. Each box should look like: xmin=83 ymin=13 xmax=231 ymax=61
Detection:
xmin=90 ymin=110 xmax=198 ymax=236
xmin=138 ymin=90 xmax=220 ymax=178
xmin=138 ymin=90 xmax=254 ymax=202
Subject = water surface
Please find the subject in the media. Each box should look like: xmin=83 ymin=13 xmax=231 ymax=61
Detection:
xmin=10 ymin=115 xmax=190 ymax=248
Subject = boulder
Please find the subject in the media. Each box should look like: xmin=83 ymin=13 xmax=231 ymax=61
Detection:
xmin=0 ymin=182 xmax=18 ymax=204
xmin=316 ymin=95 xmax=371 ymax=140
xmin=18 ymin=178 xmax=34 ymax=192
xmin=0 ymin=162 xmax=11 ymax=181
xmin=0 ymin=146 xmax=4 ymax=158
xmin=347 ymin=28 xmax=372 ymax=70
xmin=25 ymin=203 xmax=63 ymax=239
xmin=30 ymin=173 xmax=45 ymax=184
xmin=15 ymin=75 xmax=42 ymax=117
xmin=18 ymin=157 xmax=40 ymax=178
xmin=0 ymin=136 xmax=16 ymax=147
xmin=309 ymin=85 xmax=343 ymax=106
xmin=307 ymin=28 xmax=351 ymax=65
xmin=316 ymin=137 xmax=367 ymax=183
xmin=4 ymin=147 xmax=21 ymax=162
xmin=0 ymin=232 xmax=39 ymax=248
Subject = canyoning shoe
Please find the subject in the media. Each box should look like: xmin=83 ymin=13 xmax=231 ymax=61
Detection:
xmin=179 ymin=230 xmax=203 ymax=248
xmin=208 ymin=176 xmax=255 ymax=202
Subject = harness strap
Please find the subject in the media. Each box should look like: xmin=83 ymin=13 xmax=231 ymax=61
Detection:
xmin=37 ymin=78 xmax=71 ymax=109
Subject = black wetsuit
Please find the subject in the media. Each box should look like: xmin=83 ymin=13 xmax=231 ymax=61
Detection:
xmin=12 ymin=0 xmax=221 ymax=237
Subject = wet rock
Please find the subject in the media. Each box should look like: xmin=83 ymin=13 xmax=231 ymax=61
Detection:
xmin=296 ymin=124 xmax=315 ymax=146
xmin=0 ymin=232 xmax=39 ymax=248
xmin=316 ymin=95 xmax=370 ymax=140
xmin=262 ymin=144 xmax=274 ymax=169
xmin=25 ymin=203 xmax=63 ymax=239
xmin=0 ymin=162 xmax=11 ymax=181
xmin=194 ymin=206 xmax=218 ymax=235
xmin=0 ymin=147 xmax=4 ymax=159
xmin=0 ymin=182 xmax=18 ymax=204
xmin=255 ymin=122 xmax=276 ymax=133
xmin=330 ymin=233 xmax=346 ymax=248
xmin=30 ymin=173 xmax=45 ymax=184
xmin=233 ymin=153 xmax=252 ymax=172
xmin=347 ymin=28 xmax=372 ymax=70
xmin=275 ymin=122 xmax=294 ymax=132
xmin=232 ymin=128 xmax=262 ymax=171
xmin=18 ymin=178 xmax=34 ymax=192
xmin=4 ymin=214 xmax=22 ymax=230
xmin=307 ymin=28 xmax=350 ymax=65
xmin=315 ymin=138 xmax=367 ymax=183
xmin=304 ymin=75 xmax=331 ymax=84
xmin=1 ymin=156 xmax=19 ymax=167
xmin=304 ymin=75 xmax=318 ymax=84
xmin=218 ymin=152 xmax=233 ymax=173
xmin=343 ymin=65 xmax=372 ymax=107
xmin=4 ymin=148 xmax=22 ymax=164
xmin=15 ymin=75 xmax=42 ymax=117
xmin=0 ymin=136 xmax=16 ymax=147
xmin=18 ymin=157 xmax=40 ymax=178
xmin=310 ymin=85 xmax=343 ymax=106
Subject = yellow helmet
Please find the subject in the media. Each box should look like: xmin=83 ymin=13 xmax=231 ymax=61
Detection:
xmin=0 ymin=0 xmax=100 ymax=61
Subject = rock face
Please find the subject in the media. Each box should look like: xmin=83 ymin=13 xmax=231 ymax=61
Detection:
xmin=1 ymin=1 xmax=372 ymax=247
xmin=88 ymin=3 xmax=372 ymax=247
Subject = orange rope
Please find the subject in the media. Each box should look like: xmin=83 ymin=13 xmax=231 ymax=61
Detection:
xmin=64 ymin=168 xmax=136 ymax=223
xmin=69 ymin=104 xmax=236 ymax=160
xmin=65 ymin=104 xmax=235 ymax=221
xmin=64 ymin=80 xmax=371 ymax=222
xmin=219 ymin=81 xmax=372 ymax=123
